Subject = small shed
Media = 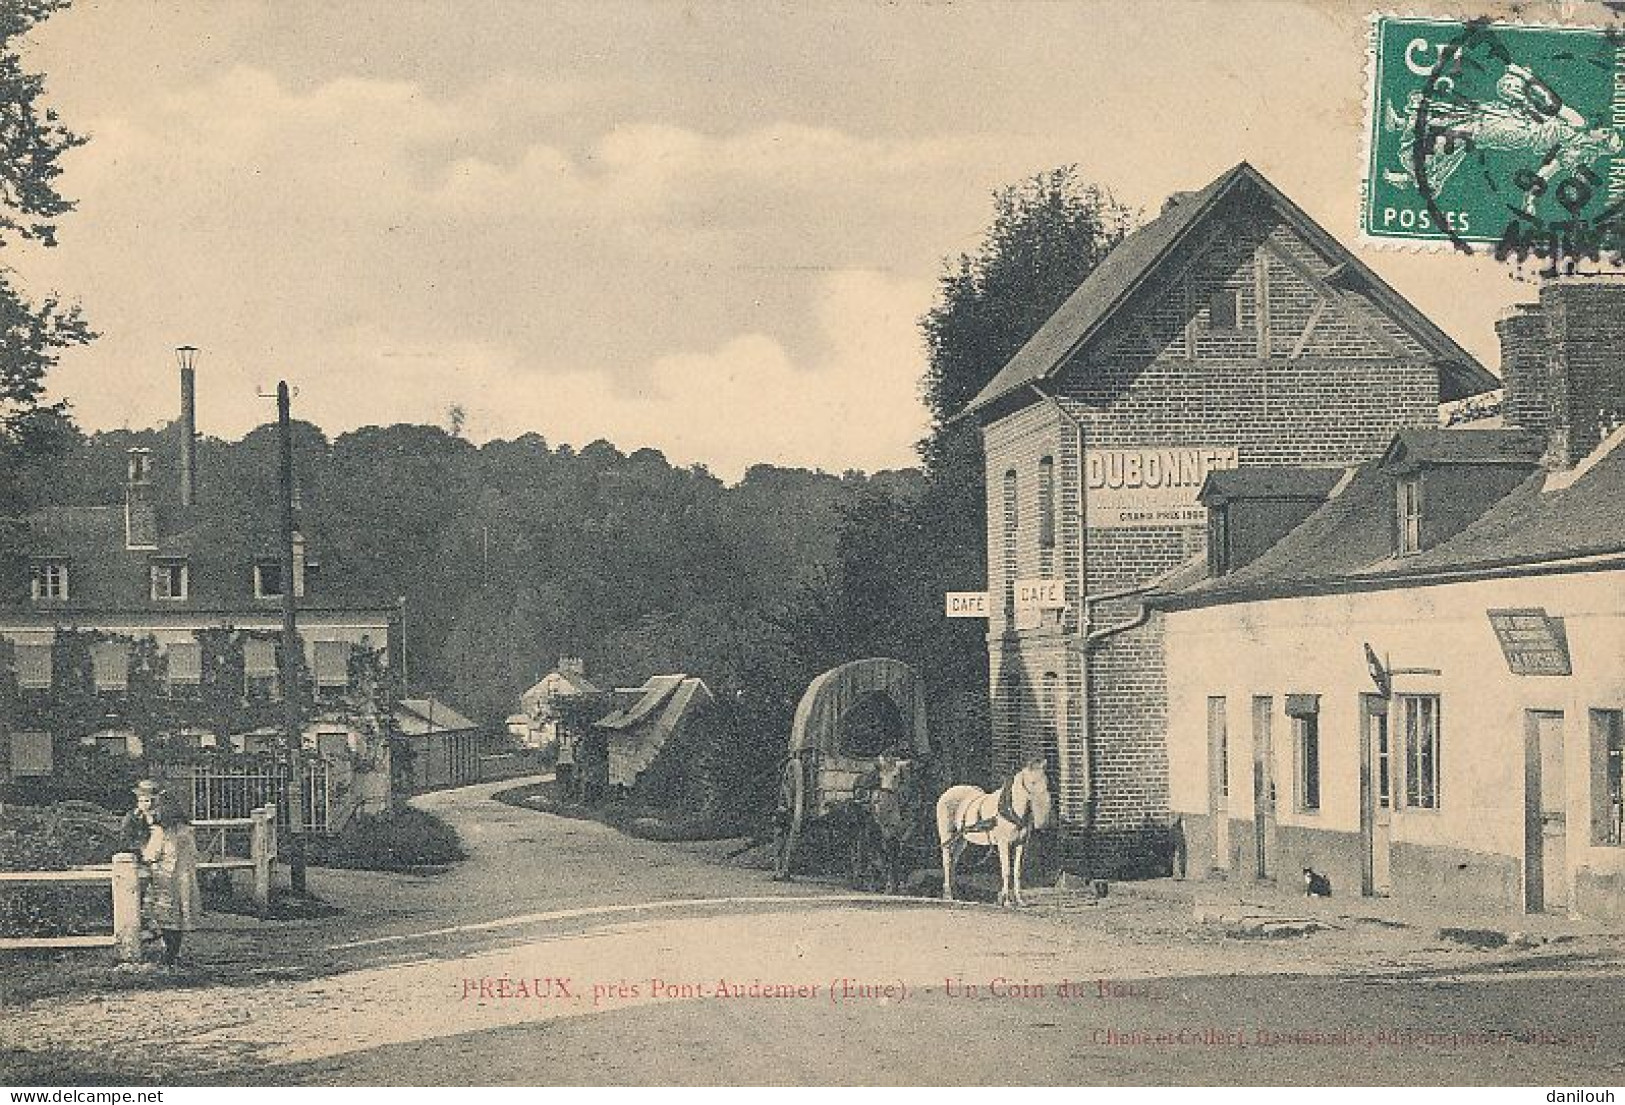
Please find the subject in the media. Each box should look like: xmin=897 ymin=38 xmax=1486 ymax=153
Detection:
xmin=396 ymin=697 xmax=483 ymax=791
xmin=594 ymin=674 xmax=715 ymax=802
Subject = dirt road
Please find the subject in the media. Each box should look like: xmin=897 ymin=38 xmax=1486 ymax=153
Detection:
xmin=5 ymin=777 xmax=1625 ymax=1086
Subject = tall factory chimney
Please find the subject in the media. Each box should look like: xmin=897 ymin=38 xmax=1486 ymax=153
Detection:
xmin=177 ymin=345 xmax=199 ymax=508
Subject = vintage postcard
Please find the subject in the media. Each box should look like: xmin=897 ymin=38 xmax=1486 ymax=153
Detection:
xmin=2 ymin=0 xmax=1623 ymax=1093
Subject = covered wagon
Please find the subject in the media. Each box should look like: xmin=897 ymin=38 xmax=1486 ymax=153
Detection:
xmin=772 ymin=657 xmax=936 ymax=880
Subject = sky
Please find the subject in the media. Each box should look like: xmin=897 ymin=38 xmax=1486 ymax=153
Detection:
xmin=20 ymin=0 xmax=1607 ymax=482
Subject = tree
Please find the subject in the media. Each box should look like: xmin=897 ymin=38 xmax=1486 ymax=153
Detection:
xmin=789 ymin=167 xmax=1136 ymax=783
xmin=0 ymin=0 xmax=93 ymax=505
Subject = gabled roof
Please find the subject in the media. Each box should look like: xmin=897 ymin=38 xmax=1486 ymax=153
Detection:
xmin=596 ymin=674 xmax=687 ymax=731
xmin=1380 ymin=427 xmax=1544 ymax=469
xmin=1199 ymin=466 xmax=1347 ymax=504
xmin=962 ymin=162 xmax=1498 ymax=418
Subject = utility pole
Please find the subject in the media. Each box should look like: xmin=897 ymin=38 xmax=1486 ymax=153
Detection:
xmin=277 ymin=381 xmax=308 ymax=894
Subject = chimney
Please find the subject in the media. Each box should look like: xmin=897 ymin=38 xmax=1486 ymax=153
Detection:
xmin=1494 ymin=303 xmax=1549 ymax=438
xmin=559 ymin=656 xmax=585 ymax=677
xmin=124 ymin=448 xmax=158 ymax=550
xmin=1497 ymin=275 xmax=1625 ymax=469
xmin=176 ymin=346 xmax=199 ymax=508
xmin=1540 ymin=276 xmax=1625 ymax=468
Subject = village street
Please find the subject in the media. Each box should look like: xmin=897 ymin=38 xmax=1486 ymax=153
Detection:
xmin=5 ymin=776 xmax=1625 ymax=1087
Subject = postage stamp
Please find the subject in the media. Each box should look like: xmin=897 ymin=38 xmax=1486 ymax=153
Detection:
xmin=1362 ymin=15 xmax=1625 ymax=265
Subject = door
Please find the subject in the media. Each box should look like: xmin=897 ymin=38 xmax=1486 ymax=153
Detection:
xmin=1524 ymin=710 xmax=1568 ymax=913
xmin=1359 ymin=695 xmax=1393 ymax=896
xmin=1207 ymin=697 xmax=1230 ymax=872
xmin=1252 ymin=696 xmax=1275 ymax=880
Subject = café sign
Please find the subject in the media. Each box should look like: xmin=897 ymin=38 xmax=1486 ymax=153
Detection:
xmin=1486 ymin=608 xmax=1572 ymax=676
xmin=944 ymin=591 xmax=990 ymax=619
xmin=1086 ymin=446 xmax=1238 ymax=528
xmin=1014 ymin=578 xmax=1066 ymax=611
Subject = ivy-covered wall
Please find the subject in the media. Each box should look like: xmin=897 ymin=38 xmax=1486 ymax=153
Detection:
xmin=1 ymin=626 xmax=399 ymax=777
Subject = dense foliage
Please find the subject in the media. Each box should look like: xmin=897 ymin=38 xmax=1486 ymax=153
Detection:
xmin=794 ymin=168 xmax=1137 ymax=783
xmin=0 ymin=0 xmax=94 ymax=513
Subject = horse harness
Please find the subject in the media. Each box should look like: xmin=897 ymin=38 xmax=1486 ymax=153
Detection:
xmin=948 ymin=778 xmax=1034 ymax=847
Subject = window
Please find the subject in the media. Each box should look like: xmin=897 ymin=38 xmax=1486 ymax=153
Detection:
xmin=91 ymin=640 xmax=130 ymax=692
xmin=254 ymin=561 xmax=284 ymax=599
xmin=8 ymin=731 xmax=53 ymax=777
xmin=1288 ymin=695 xmax=1321 ymax=812
xmin=166 ymin=641 xmax=202 ymax=692
xmin=243 ymin=638 xmax=280 ymax=699
xmin=1207 ymin=286 xmax=1240 ymax=330
xmin=30 ymin=560 xmax=68 ymax=601
xmin=1593 ymin=709 xmax=1624 ymax=846
xmin=1001 ymin=469 xmax=1018 ymax=615
xmin=313 ymin=640 xmax=353 ymax=694
xmin=1401 ymin=694 xmax=1440 ymax=809
xmin=1396 ymin=476 xmax=1422 ymax=555
xmin=14 ymin=641 xmax=52 ymax=690
xmin=1208 ymin=506 xmax=1231 ymax=576
xmin=1042 ymin=670 xmax=1062 ymax=779
xmin=149 ymin=560 xmax=189 ymax=601
xmin=1038 ymin=456 xmax=1056 ymax=550
xmin=1004 ymin=672 xmax=1023 ymax=764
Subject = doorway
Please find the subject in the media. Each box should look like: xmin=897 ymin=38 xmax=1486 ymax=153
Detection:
xmin=1207 ymin=697 xmax=1230 ymax=872
xmin=1359 ymin=694 xmax=1392 ymax=896
xmin=1252 ymin=695 xmax=1275 ymax=880
xmin=1523 ymin=710 xmax=1568 ymax=913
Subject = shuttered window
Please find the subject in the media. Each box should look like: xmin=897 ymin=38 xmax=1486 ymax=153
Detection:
xmin=91 ymin=640 xmax=130 ymax=691
xmin=167 ymin=641 xmax=202 ymax=686
xmin=15 ymin=642 xmax=52 ymax=690
xmin=313 ymin=640 xmax=352 ymax=692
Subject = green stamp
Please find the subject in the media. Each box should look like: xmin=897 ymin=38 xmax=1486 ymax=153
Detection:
xmin=1363 ymin=15 xmax=1625 ymax=264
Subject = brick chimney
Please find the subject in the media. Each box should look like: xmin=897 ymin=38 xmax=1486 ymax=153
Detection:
xmin=558 ymin=656 xmax=585 ymax=677
xmin=124 ymin=448 xmax=158 ymax=550
xmin=1496 ymin=275 xmax=1625 ymax=468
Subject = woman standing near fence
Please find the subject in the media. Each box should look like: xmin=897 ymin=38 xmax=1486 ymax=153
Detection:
xmin=142 ymin=799 xmax=203 ymax=966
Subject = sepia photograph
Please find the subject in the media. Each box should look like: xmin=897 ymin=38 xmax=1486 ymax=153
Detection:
xmin=1 ymin=0 xmax=1623 ymax=1092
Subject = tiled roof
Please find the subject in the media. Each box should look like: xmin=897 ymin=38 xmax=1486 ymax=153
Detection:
xmin=1399 ymin=429 xmax=1625 ymax=572
xmin=1160 ymin=429 xmax=1625 ymax=608
xmin=1382 ymin=427 xmax=1545 ymax=468
xmin=962 ymin=162 xmax=1498 ymax=418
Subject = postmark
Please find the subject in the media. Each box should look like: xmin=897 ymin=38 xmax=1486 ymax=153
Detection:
xmin=1362 ymin=15 xmax=1625 ymax=269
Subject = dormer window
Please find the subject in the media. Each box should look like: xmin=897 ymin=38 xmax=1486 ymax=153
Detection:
xmin=1396 ymin=475 xmax=1422 ymax=555
xmin=30 ymin=559 xmax=69 ymax=601
xmin=150 ymin=559 xmax=189 ymax=601
xmin=254 ymin=561 xmax=284 ymax=600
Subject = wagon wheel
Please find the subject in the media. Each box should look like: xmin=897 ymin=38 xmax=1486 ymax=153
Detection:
xmin=772 ymin=756 xmax=806 ymax=881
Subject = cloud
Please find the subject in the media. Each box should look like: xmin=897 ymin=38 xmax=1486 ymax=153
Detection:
xmin=295 ymin=268 xmax=932 ymax=482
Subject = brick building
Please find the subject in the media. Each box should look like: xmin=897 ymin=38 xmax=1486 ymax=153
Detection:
xmin=958 ymin=162 xmax=1498 ymax=874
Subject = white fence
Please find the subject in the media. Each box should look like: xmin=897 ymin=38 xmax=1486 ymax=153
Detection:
xmin=185 ymin=759 xmax=336 ymax=833
xmin=0 ymin=805 xmax=278 ymax=959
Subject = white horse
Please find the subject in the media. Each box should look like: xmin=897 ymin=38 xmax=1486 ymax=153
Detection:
xmin=936 ymin=758 xmax=1053 ymax=907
